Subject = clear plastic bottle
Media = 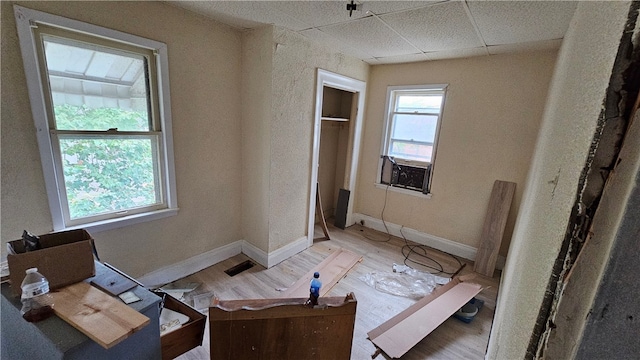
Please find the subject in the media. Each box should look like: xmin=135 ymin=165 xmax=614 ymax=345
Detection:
xmin=20 ymin=268 xmax=54 ymax=322
xmin=309 ymin=272 xmax=322 ymax=305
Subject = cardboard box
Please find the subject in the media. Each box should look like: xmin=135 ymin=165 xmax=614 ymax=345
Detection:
xmin=7 ymin=229 xmax=96 ymax=296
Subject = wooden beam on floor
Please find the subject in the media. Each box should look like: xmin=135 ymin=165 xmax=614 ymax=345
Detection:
xmin=474 ymin=180 xmax=516 ymax=277
xmin=316 ymin=184 xmax=331 ymax=240
xmin=280 ymin=248 xmax=362 ymax=298
xmin=368 ymin=276 xmax=484 ymax=358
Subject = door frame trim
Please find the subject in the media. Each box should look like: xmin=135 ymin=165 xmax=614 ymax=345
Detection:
xmin=308 ymin=69 xmax=366 ymax=246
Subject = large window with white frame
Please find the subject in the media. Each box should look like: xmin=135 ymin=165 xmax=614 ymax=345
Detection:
xmin=14 ymin=6 xmax=177 ymax=232
xmin=379 ymin=85 xmax=447 ymax=194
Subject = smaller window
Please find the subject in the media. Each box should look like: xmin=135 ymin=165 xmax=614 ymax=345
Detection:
xmin=379 ymin=85 xmax=447 ymax=194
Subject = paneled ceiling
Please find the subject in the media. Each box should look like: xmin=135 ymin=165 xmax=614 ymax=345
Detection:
xmin=167 ymin=1 xmax=578 ymax=64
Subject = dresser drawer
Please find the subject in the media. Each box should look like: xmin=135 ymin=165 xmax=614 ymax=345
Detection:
xmin=157 ymin=292 xmax=206 ymax=359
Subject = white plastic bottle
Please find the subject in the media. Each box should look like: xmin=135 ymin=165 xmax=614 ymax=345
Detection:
xmin=20 ymin=268 xmax=54 ymax=322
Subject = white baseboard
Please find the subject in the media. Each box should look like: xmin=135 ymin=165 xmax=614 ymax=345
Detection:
xmin=242 ymin=236 xmax=308 ymax=268
xmin=352 ymin=213 xmax=506 ymax=270
xmin=138 ymin=236 xmax=310 ymax=287
xmin=138 ymin=240 xmax=242 ymax=288
xmin=266 ymin=236 xmax=308 ymax=268
xmin=137 ymin=217 xmax=497 ymax=289
xmin=240 ymin=241 xmax=268 ymax=268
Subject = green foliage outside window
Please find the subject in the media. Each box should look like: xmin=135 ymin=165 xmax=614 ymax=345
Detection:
xmin=54 ymin=105 xmax=159 ymax=220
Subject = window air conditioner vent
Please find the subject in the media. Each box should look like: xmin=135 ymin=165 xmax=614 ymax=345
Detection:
xmin=381 ymin=156 xmax=431 ymax=194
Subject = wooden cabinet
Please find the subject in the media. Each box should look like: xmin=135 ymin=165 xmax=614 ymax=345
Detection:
xmin=209 ymin=294 xmax=357 ymax=359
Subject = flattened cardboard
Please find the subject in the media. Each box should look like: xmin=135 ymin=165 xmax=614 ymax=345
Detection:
xmin=368 ymin=275 xmax=484 ymax=358
xmin=7 ymin=229 xmax=96 ymax=296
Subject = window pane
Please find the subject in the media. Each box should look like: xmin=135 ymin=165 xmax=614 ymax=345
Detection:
xmin=391 ymin=114 xmax=438 ymax=143
xmin=43 ymin=36 xmax=150 ymax=131
xmin=396 ymin=94 xmax=442 ymax=113
xmin=59 ymin=136 xmax=160 ymax=220
xmin=389 ymin=140 xmax=433 ymax=163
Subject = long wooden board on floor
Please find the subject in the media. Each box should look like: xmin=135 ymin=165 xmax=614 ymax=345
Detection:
xmin=280 ymin=248 xmax=362 ymax=298
xmin=43 ymin=281 xmax=150 ymax=349
xmin=368 ymin=276 xmax=484 ymax=358
xmin=474 ymin=180 xmax=516 ymax=277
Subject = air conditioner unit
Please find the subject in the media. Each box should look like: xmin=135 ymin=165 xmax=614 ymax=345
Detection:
xmin=381 ymin=156 xmax=431 ymax=194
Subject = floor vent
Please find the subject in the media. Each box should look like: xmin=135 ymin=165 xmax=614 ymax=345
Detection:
xmin=224 ymin=260 xmax=254 ymax=277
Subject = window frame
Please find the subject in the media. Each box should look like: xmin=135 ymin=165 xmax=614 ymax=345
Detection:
xmin=14 ymin=5 xmax=178 ymax=233
xmin=377 ymin=84 xmax=448 ymax=195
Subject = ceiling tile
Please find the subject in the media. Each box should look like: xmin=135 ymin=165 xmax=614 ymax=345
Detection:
xmin=424 ymin=47 xmax=488 ymax=61
xmin=363 ymin=1 xmax=447 ymax=15
xmin=269 ymin=1 xmax=371 ymax=29
xmin=271 ymin=1 xmax=447 ymax=29
xmin=468 ymin=1 xmax=577 ymax=45
xmin=167 ymin=1 xmax=309 ymax=30
xmin=318 ymin=16 xmax=418 ymax=58
xmin=487 ymin=39 xmax=562 ymax=55
xmin=374 ymin=52 xmax=430 ymax=65
xmin=299 ymin=28 xmax=374 ymax=60
xmin=380 ymin=1 xmax=483 ymax=52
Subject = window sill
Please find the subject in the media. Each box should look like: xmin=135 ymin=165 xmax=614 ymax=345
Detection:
xmin=63 ymin=208 xmax=179 ymax=234
xmin=374 ymin=183 xmax=432 ymax=199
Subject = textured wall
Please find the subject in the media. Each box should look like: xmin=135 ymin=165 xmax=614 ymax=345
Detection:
xmin=241 ymin=26 xmax=273 ymax=252
xmin=357 ymin=51 xmax=556 ymax=255
xmin=487 ymin=2 xmax=632 ymax=358
xmin=268 ymin=27 xmax=368 ymax=251
xmin=1 ymin=1 xmax=243 ymax=277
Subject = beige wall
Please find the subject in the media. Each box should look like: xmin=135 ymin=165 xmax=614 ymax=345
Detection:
xmin=356 ymin=51 xmax=557 ymax=255
xmin=1 ymin=1 xmax=243 ymax=277
xmin=267 ymin=27 xmax=368 ymax=251
xmin=487 ymin=1 xmax=632 ymax=358
xmin=241 ymin=26 xmax=273 ymax=252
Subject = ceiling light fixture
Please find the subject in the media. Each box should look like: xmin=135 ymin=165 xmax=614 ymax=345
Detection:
xmin=346 ymin=0 xmax=358 ymax=17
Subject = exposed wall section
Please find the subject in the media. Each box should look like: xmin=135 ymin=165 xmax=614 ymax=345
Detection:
xmin=534 ymin=3 xmax=639 ymax=357
xmin=487 ymin=2 xmax=632 ymax=358
xmin=575 ymin=111 xmax=640 ymax=358
xmin=547 ymin=95 xmax=640 ymax=359
xmin=356 ymin=51 xmax=556 ymax=256
xmin=1 ymin=1 xmax=243 ymax=277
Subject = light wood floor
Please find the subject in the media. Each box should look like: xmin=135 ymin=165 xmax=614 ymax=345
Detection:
xmin=173 ymin=223 xmax=500 ymax=360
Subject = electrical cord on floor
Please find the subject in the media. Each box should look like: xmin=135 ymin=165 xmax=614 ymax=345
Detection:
xmin=361 ymin=184 xmax=464 ymax=275
xmin=399 ymin=227 xmax=464 ymax=276
xmin=362 ymin=184 xmax=392 ymax=242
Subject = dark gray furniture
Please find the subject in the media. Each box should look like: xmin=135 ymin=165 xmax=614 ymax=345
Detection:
xmin=1 ymin=262 xmax=162 ymax=360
